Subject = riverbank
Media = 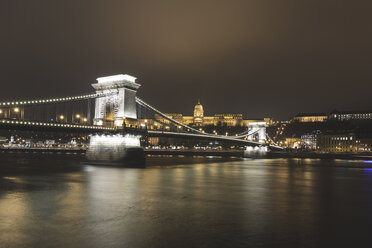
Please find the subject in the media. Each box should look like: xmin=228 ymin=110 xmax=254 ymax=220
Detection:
xmin=268 ymin=151 xmax=372 ymax=161
xmin=1 ymin=147 xmax=372 ymax=161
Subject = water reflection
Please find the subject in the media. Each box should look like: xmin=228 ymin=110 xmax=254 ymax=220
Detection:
xmin=0 ymin=191 xmax=29 ymax=247
xmin=1 ymin=157 xmax=372 ymax=247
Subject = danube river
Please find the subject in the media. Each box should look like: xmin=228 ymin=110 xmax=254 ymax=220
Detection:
xmin=1 ymin=154 xmax=372 ymax=247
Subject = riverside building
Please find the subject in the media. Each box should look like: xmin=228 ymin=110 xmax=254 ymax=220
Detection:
xmin=317 ymin=134 xmax=372 ymax=153
xmin=329 ymin=110 xmax=372 ymax=121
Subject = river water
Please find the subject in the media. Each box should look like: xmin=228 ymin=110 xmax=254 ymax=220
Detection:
xmin=1 ymin=154 xmax=372 ymax=248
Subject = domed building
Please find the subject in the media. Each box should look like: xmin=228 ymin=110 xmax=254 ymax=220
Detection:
xmin=148 ymin=99 xmax=271 ymax=129
xmin=193 ymin=100 xmax=204 ymax=126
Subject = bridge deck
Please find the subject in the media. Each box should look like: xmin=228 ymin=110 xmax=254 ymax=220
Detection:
xmin=147 ymin=130 xmax=283 ymax=149
xmin=0 ymin=119 xmax=115 ymax=133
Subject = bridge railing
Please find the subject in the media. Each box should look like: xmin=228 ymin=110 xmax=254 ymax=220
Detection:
xmin=0 ymin=118 xmax=114 ymax=131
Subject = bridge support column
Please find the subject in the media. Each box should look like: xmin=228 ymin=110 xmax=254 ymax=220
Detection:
xmin=92 ymin=74 xmax=141 ymax=127
xmin=244 ymin=146 xmax=268 ymax=158
xmin=86 ymin=134 xmax=145 ymax=167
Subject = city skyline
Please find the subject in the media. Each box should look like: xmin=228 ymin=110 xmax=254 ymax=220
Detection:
xmin=1 ymin=1 xmax=372 ymax=119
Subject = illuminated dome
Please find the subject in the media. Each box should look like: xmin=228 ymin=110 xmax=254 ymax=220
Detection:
xmin=193 ymin=100 xmax=204 ymax=121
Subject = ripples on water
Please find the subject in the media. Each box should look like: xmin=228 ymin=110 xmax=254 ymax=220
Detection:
xmin=1 ymin=153 xmax=372 ymax=248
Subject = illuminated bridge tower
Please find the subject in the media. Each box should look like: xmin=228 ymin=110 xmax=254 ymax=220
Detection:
xmin=92 ymin=74 xmax=141 ymax=127
xmin=244 ymin=121 xmax=268 ymax=157
xmin=87 ymin=74 xmax=145 ymax=167
xmin=247 ymin=121 xmax=267 ymax=143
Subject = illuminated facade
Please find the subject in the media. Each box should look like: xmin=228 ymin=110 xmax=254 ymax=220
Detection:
xmin=163 ymin=101 xmax=269 ymax=127
xmin=317 ymin=134 xmax=372 ymax=153
xmin=193 ymin=100 xmax=204 ymax=126
xmin=284 ymin=138 xmax=301 ymax=149
xmin=301 ymin=133 xmax=318 ymax=149
xmin=329 ymin=110 xmax=372 ymax=121
xmin=292 ymin=113 xmax=328 ymax=122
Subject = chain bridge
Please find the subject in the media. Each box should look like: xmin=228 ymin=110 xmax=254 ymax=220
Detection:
xmin=0 ymin=74 xmax=282 ymax=164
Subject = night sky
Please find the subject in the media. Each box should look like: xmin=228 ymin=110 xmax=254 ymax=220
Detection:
xmin=1 ymin=1 xmax=372 ymax=119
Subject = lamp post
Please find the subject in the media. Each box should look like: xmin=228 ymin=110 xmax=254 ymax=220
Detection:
xmin=13 ymin=107 xmax=20 ymax=119
xmin=74 ymin=114 xmax=81 ymax=124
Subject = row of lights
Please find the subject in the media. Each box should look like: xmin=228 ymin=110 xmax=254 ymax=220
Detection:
xmin=59 ymin=114 xmax=88 ymax=122
xmin=0 ymin=91 xmax=114 ymax=106
xmin=0 ymin=119 xmax=114 ymax=130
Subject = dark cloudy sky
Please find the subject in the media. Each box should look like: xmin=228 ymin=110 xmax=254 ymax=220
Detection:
xmin=1 ymin=0 xmax=372 ymax=119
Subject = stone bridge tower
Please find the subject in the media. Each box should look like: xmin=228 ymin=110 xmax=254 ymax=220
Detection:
xmin=92 ymin=74 xmax=141 ymax=127
xmin=247 ymin=121 xmax=267 ymax=143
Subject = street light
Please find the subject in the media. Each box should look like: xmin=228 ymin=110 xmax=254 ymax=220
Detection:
xmin=83 ymin=118 xmax=88 ymax=122
xmin=59 ymin=115 xmax=64 ymax=121
xmin=14 ymin=107 xmax=19 ymax=113
xmin=74 ymin=114 xmax=81 ymax=124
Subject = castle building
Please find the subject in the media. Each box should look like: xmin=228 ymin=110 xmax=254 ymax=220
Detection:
xmin=292 ymin=113 xmax=328 ymax=122
xmin=163 ymin=100 xmax=270 ymax=127
xmin=193 ymin=100 xmax=204 ymax=126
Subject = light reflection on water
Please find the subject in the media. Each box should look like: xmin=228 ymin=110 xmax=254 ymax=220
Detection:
xmin=1 ymin=156 xmax=372 ymax=247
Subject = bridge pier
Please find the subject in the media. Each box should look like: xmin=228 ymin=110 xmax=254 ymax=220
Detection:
xmin=86 ymin=134 xmax=145 ymax=167
xmin=244 ymin=145 xmax=268 ymax=158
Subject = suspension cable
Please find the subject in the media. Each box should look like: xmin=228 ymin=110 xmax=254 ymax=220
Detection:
xmin=135 ymin=97 xmax=204 ymax=134
xmin=0 ymin=91 xmax=117 ymax=107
